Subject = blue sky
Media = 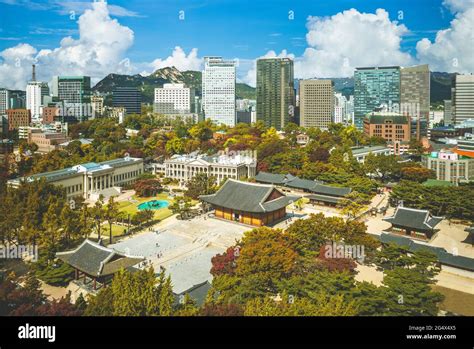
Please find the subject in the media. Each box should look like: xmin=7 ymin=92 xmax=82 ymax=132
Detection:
xmin=0 ymin=0 xmax=472 ymax=89
xmin=0 ymin=0 xmax=452 ymax=60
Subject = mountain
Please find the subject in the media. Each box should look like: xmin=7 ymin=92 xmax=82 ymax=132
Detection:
xmin=93 ymin=66 xmax=257 ymax=104
xmin=93 ymin=68 xmax=456 ymax=106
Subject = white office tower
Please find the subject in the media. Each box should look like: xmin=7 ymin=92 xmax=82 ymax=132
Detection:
xmin=0 ymin=88 xmax=10 ymax=115
xmin=453 ymin=75 xmax=474 ymax=124
xmin=202 ymin=57 xmax=236 ymax=126
xmin=154 ymin=84 xmax=194 ymax=114
xmin=334 ymin=93 xmax=346 ymax=124
xmin=26 ymin=81 xmax=49 ymax=120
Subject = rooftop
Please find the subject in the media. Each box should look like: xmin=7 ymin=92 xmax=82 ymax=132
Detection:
xmin=364 ymin=112 xmax=409 ymax=124
xmin=8 ymin=156 xmax=143 ymax=184
xmin=56 ymin=239 xmax=144 ymax=277
xmin=351 ymin=145 xmax=390 ymax=155
xmin=383 ymin=206 xmax=443 ymax=232
xmin=379 ymin=233 xmax=474 ymax=271
xmin=200 ymin=179 xmax=300 ymax=213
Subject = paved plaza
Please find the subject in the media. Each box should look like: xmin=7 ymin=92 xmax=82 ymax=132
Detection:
xmin=110 ymin=215 xmax=249 ymax=293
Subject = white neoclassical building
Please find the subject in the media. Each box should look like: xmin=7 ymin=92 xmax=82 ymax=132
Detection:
xmin=163 ymin=152 xmax=256 ymax=186
xmin=8 ymin=157 xmax=144 ymax=201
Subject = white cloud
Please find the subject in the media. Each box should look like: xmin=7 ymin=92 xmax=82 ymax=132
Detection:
xmin=416 ymin=1 xmax=474 ymax=73
xmin=0 ymin=1 xmax=134 ymax=89
xmin=442 ymin=0 xmax=474 ymax=13
xmin=294 ymin=8 xmax=413 ymax=78
xmin=148 ymin=46 xmax=203 ymax=73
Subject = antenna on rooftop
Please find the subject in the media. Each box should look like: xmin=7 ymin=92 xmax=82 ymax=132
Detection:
xmin=32 ymin=64 xmax=36 ymax=81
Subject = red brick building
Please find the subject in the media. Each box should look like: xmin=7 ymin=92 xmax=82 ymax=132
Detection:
xmin=6 ymin=109 xmax=31 ymax=131
xmin=363 ymin=112 xmax=410 ymax=142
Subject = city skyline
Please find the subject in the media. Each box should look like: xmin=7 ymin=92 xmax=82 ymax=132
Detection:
xmin=0 ymin=0 xmax=473 ymax=90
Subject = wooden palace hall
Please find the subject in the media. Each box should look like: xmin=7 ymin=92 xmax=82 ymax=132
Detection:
xmin=56 ymin=239 xmax=144 ymax=290
xmin=200 ymin=179 xmax=300 ymax=226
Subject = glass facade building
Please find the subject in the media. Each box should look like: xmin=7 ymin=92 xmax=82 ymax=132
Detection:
xmin=256 ymin=58 xmax=295 ymax=130
xmin=354 ymin=66 xmax=401 ymax=129
xmin=112 ymin=87 xmax=142 ymax=115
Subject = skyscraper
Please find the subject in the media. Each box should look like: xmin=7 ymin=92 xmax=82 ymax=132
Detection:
xmin=400 ymin=64 xmax=430 ymax=140
xmin=52 ymin=76 xmax=91 ymax=122
xmin=299 ymin=79 xmax=334 ymax=129
xmin=0 ymin=88 xmax=10 ymax=115
xmin=26 ymin=65 xmax=49 ymax=120
xmin=113 ymin=87 xmax=142 ymax=115
xmin=202 ymin=57 xmax=236 ymax=126
xmin=256 ymin=58 xmax=295 ymax=130
xmin=453 ymin=74 xmax=474 ymax=124
xmin=354 ymin=66 xmax=401 ymax=129
xmin=26 ymin=82 xmax=49 ymax=119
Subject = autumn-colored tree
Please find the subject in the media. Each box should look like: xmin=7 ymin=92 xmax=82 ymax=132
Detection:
xmin=210 ymin=246 xmax=238 ymax=276
xmin=316 ymin=245 xmax=357 ymax=273
xmin=236 ymin=227 xmax=298 ymax=279
xmin=134 ymin=179 xmax=163 ymax=197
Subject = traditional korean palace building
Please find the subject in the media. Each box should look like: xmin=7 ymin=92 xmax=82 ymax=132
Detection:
xmin=200 ymin=179 xmax=300 ymax=226
xmin=306 ymin=184 xmax=352 ymax=206
xmin=255 ymin=171 xmax=351 ymax=206
xmin=56 ymin=239 xmax=144 ymax=291
xmin=383 ymin=206 xmax=443 ymax=240
xmin=379 ymin=233 xmax=474 ymax=272
xmin=8 ymin=156 xmax=144 ymax=200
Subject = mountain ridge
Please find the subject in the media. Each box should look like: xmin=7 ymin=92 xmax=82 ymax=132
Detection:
xmin=93 ymin=67 xmax=456 ymax=105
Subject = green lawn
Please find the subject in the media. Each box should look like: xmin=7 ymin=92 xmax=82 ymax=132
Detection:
xmin=117 ymin=192 xmax=174 ymax=221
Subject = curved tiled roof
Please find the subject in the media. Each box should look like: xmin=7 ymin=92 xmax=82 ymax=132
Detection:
xmin=200 ymin=179 xmax=300 ymax=213
xmin=383 ymin=206 xmax=443 ymax=232
xmin=56 ymin=240 xmax=144 ymax=277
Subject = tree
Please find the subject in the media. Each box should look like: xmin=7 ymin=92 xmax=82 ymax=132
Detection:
xmin=134 ymin=179 xmax=162 ymax=197
xmin=169 ymin=196 xmax=193 ymax=220
xmin=236 ymin=228 xmax=298 ymax=280
xmin=244 ymin=292 xmax=358 ymax=316
xmin=185 ymin=173 xmax=217 ymax=200
xmin=400 ymin=166 xmax=436 ymax=183
xmin=91 ymin=196 xmax=105 ymax=241
xmin=381 ymin=267 xmax=444 ymax=316
xmin=338 ymin=191 xmax=368 ymax=220
xmin=104 ymin=197 xmax=120 ymax=245
xmin=158 ymin=274 xmax=174 ymax=316
xmin=210 ymin=246 xmax=238 ymax=276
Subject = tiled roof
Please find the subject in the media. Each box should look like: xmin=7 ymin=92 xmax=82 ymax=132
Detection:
xmin=200 ymin=179 xmax=300 ymax=213
xmin=306 ymin=194 xmax=344 ymax=204
xmin=383 ymin=206 xmax=443 ymax=232
xmin=310 ymin=184 xmax=352 ymax=197
xmin=56 ymin=240 xmax=144 ymax=277
xmin=379 ymin=233 xmax=474 ymax=271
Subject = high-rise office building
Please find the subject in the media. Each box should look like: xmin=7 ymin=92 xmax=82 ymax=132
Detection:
xmin=299 ymin=79 xmax=334 ymax=129
xmin=400 ymin=64 xmax=430 ymax=140
xmin=52 ymin=76 xmax=91 ymax=122
xmin=256 ymin=58 xmax=295 ymax=130
xmin=26 ymin=81 xmax=49 ymax=119
xmin=154 ymin=84 xmax=195 ymax=115
xmin=444 ymin=100 xmax=453 ymax=125
xmin=354 ymin=66 xmax=401 ymax=129
xmin=91 ymin=95 xmax=104 ymax=118
xmin=202 ymin=57 xmax=236 ymax=126
xmin=0 ymin=88 xmax=10 ymax=115
xmin=453 ymin=74 xmax=474 ymax=124
xmin=112 ymin=87 xmax=142 ymax=115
